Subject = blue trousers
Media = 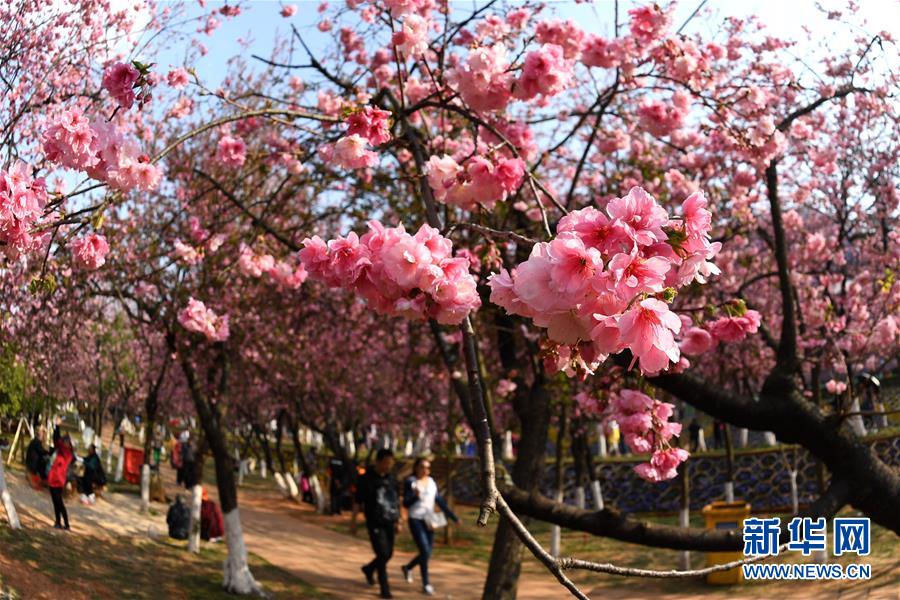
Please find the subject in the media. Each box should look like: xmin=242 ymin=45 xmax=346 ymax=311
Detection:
xmin=405 ymin=518 xmax=434 ymax=586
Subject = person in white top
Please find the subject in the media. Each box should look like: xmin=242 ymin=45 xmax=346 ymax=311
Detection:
xmin=400 ymin=457 xmax=459 ymax=596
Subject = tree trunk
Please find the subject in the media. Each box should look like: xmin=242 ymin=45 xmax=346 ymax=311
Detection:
xmin=114 ymin=440 xmax=125 ymax=483
xmin=482 ymin=380 xmax=551 ymax=600
xmin=549 ymin=401 xmax=568 ymax=558
xmin=188 ymin=483 xmax=203 ymax=553
xmin=679 ymin=464 xmax=691 ymax=570
xmin=724 ymin=424 xmax=735 ymax=502
xmin=0 ymin=451 xmax=21 ymax=529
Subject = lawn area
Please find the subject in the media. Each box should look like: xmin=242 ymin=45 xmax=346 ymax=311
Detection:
xmin=0 ymin=521 xmax=331 ymax=599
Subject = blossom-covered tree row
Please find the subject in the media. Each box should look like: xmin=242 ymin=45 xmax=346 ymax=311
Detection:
xmin=0 ymin=0 xmax=897 ymax=598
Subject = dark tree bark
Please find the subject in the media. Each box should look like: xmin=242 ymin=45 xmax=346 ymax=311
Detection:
xmin=483 ymin=375 xmax=551 ymax=600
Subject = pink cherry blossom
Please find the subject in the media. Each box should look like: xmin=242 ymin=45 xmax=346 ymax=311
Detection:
xmin=617 ymin=298 xmax=681 ymax=374
xmin=708 ymin=310 xmax=761 ymax=343
xmin=825 ymin=379 xmax=847 ymax=395
xmin=280 ymin=4 xmax=297 ymax=18
xmin=392 ymin=14 xmax=430 ymax=58
xmin=679 ymin=327 xmax=716 ymax=355
xmin=102 ymin=62 xmax=139 ymax=109
xmin=166 ymin=68 xmax=190 ymax=88
xmin=216 ymin=135 xmax=247 ymax=167
xmin=70 ymin=234 xmax=109 ymax=270
xmin=606 ymin=186 xmax=669 ymax=247
xmin=330 ymin=134 xmax=378 ymax=169
xmin=178 ymin=298 xmax=230 ymax=342
xmin=345 ymin=106 xmax=392 ymax=146
xmin=446 ymin=44 xmax=513 ymax=112
xmin=515 ymin=44 xmax=572 ymax=100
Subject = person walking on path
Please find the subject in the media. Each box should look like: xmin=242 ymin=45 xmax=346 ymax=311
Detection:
xmin=351 ymin=449 xmax=400 ymax=599
xmin=180 ymin=432 xmax=197 ymax=489
xmin=400 ymin=457 xmax=459 ymax=597
xmin=48 ymin=421 xmax=74 ymax=530
xmin=25 ymin=426 xmax=49 ymax=488
xmin=80 ymin=444 xmax=106 ymax=504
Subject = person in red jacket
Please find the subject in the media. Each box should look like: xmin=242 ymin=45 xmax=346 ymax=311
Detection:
xmin=200 ymin=488 xmax=224 ymax=542
xmin=48 ymin=422 xmax=74 ymax=530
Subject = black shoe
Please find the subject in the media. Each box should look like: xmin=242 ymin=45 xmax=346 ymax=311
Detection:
xmin=361 ymin=565 xmax=375 ymax=586
xmin=379 ymin=592 xmax=393 ymax=599
xmin=64 ymin=524 xmax=70 ymax=530
xmin=401 ymin=564 xmax=413 ymax=584
xmin=54 ymin=523 xmax=62 ymax=529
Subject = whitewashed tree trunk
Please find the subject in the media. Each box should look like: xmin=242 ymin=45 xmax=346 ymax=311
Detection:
xmin=285 ymin=472 xmax=299 ymax=500
xmin=724 ymin=481 xmax=734 ymax=503
xmin=549 ymin=489 xmax=563 ymax=558
xmin=502 ymin=430 xmax=514 ymax=461
xmin=679 ymin=508 xmax=691 ymax=569
xmin=0 ymin=451 xmax=21 ymax=529
xmin=738 ymin=428 xmax=749 ymax=448
xmin=114 ymin=445 xmax=125 ymax=482
xmin=697 ymin=429 xmax=707 ymax=452
xmin=273 ymin=472 xmax=289 ymax=498
xmin=310 ymin=474 xmax=326 ymax=513
xmin=403 ymin=439 xmax=414 ymax=457
xmin=79 ymin=419 xmax=86 ymax=432
xmin=575 ymin=486 xmax=586 ymax=510
xmin=140 ymin=464 xmax=151 ymax=512
xmin=105 ymin=439 xmax=114 ymax=473
xmin=222 ymin=509 xmax=264 ymax=595
xmin=597 ymin=424 xmax=607 ymax=457
xmin=763 ymin=431 xmax=777 ymax=446
xmin=259 ymin=460 xmax=267 ymax=479
xmin=591 ymin=480 xmax=604 ymax=510
xmin=847 ymin=398 xmax=867 ymax=437
xmin=188 ymin=484 xmax=202 ymax=553
xmin=789 ymin=469 xmax=799 ymax=515
xmin=234 ymin=449 xmax=244 ymax=487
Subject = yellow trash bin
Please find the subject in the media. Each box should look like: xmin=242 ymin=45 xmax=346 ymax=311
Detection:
xmin=702 ymin=500 xmax=751 ymax=584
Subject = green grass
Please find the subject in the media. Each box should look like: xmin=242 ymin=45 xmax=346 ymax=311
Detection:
xmin=0 ymin=522 xmax=331 ymax=599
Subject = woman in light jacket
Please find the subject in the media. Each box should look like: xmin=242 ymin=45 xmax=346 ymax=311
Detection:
xmin=400 ymin=457 xmax=458 ymax=597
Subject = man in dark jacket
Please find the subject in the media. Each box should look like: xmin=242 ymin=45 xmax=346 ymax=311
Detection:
xmin=167 ymin=495 xmax=190 ymax=540
xmin=25 ymin=427 xmax=49 ymax=484
xmin=351 ymin=449 xmax=399 ymax=599
xmin=79 ymin=444 xmax=106 ymax=504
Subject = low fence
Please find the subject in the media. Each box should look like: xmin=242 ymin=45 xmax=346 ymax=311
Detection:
xmin=433 ymin=434 xmax=900 ymax=514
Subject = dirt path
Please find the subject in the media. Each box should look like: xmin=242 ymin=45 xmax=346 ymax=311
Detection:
xmin=3 ymin=450 xmax=896 ymax=600
xmin=237 ymin=493 xmax=568 ymax=600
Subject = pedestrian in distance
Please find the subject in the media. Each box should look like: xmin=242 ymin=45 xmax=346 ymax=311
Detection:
xmin=351 ymin=448 xmax=400 ymax=599
xmin=400 ymin=457 xmax=459 ymax=597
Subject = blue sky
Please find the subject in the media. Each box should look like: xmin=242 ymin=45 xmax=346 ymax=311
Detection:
xmin=145 ymin=0 xmax=898 ymax=90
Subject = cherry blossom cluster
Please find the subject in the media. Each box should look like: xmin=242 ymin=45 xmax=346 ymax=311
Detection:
xmin=679 ymin=306 xmax=762 ymax=356
xmin=42 ymin=108 xmax=162 ymax=192
xmin=216 ymin=135 xmax=247 ymax=167
xmin=238 ymin=243 xmax=308 ymax=290
xmin=178 ymin=297 xmax=230 ymax=342
xmin=609 ymin=389 xmax=688 ymax=482
xmin=299 ymin=221 xmax=481 ymax=324
xmin=489 ymin=187 xmax=724 ymax=376
xmin=69 ymin=234 xmax=109 ymax=270
xmin=101 ymin=61 xmax=153 ymax=111
xmin=320 ymin=106 xmax=392 ymax=170
xmin=0 ymin=161 xmax=48 ymax=257
xmin=426 ymin=154 xmax=524 ymax=211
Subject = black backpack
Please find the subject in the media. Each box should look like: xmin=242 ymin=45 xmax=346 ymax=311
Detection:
xmin=167 ymin=501 xmax=190 ymax=540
